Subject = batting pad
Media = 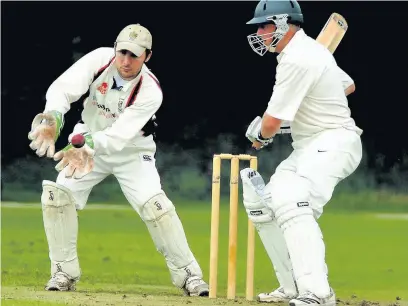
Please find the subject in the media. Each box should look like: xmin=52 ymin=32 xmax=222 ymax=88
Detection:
xmin=257 ymin=220 xmax=299 ymax=297
xmin=267 ymin=173 xmax=330 ymax=298
xmin=42 ymin=180 xmax=81 ymax=279
xmin=240 ymin=168 xmax=273 ymax=223
xmin=240 ymin=169 xmax=298 ymax=297
xmin=140 ymin=193 xmax=203 ymax=288
xmin=281 ymin=212 xmax=330 ymax=298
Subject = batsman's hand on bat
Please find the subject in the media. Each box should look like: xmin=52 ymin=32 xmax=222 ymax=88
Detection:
xmin=53 ymin=134 xmax=95 ymax=179
xmin=28 ymin=111 xmax=64 ymax=158
xmin=245 ymin=116 xmax=274 ymax=150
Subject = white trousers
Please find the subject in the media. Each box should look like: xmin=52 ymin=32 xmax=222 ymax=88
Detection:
xmin=271 ymin=128 xmax=363 ymax=217
xmin=262 ymin=128 xmax=362 ymax=297
xmin=48 ymin=146 xmax=204 ymax=288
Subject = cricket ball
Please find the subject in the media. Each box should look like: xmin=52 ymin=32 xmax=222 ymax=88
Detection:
xmin=71 ymin=134 xmax=85 ymax=148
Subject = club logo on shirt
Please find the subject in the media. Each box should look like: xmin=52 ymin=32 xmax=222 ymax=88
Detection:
xmin=118 ymin=97 xmax=125 ymax=113
xmin=97 ymin=82 xmax=108 ymax=95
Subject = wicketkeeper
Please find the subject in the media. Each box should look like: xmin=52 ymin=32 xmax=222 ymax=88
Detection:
xmin=241 ymin=1 xmax=362 ymax=305
xmin=28 ymin=24 xmax=209 ymax=297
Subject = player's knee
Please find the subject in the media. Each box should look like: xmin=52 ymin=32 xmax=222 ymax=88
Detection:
xmin=140 ymin=192 xmax=175 ymax=222
xmin=55 ymin=175 xmax=87 ymax=210
xmin=266 ymin=175 xmax=314 ymax=230
xmin=242 ymin=198 xmax=274 ymax=224
xmin=41 ymin=180 xmax=76 ymax=209
xmin=274 ymin=203 xmax=315 ymax=233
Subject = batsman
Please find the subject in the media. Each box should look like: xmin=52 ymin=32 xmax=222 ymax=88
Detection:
xmin=27 ymin=24 xmax=209 ymax=296
xmin=241 ymin=0 xmax=362 ymax=305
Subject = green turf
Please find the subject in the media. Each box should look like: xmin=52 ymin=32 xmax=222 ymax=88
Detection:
xmin=1 ymin=202 xmax=408 ymax=305
xmin=1 ymin=300 xmax=68 ymax=306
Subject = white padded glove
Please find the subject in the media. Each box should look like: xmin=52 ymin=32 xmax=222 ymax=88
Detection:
xmin=245 ymin=116 xmax=274 ymax=150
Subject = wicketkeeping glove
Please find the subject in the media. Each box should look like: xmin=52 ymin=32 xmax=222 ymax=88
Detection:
xmin=53 ymin=134 xmax=95 ymax=179
xmin=28 ymin=111 xmax=64 ymax=158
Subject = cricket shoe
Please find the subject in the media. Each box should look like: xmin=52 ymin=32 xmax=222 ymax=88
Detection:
xmin=45 ymin=271 xmax=76 ymax=291
xmin=258 ymin=287 xmax=296 ymax=303
xmin=289 ymin=289 xmax=336 ymax=306
xmin=183 ymin=276 xmax=209 ymax=297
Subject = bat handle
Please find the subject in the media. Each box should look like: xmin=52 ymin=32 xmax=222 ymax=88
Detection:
xmin=252 ymin=141 xmax=262 ymax=150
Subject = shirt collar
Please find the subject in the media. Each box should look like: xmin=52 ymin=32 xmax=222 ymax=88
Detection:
xmin=276 ymin=28 xmax=306 ymax=63
xmin=114 ymin=65 xmax=145 ymax=92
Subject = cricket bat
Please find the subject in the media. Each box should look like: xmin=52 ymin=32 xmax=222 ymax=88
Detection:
xmin=252 ymin=12 xmax=348 ymax=150
xmin=316 ymin=12 xmax=348 ymax=53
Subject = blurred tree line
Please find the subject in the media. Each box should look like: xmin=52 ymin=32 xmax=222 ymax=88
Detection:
xmin=2 ymin=134 xmax=408 ymax=207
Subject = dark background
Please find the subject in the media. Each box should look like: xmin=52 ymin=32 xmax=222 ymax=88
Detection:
xmin=2 ymin=1 xmax=408 ymax=170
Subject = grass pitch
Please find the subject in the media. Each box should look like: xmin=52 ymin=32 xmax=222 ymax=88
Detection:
xmin=1 ymin=201 xmax=407 ymax=305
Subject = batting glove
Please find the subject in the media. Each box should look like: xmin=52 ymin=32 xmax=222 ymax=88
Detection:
xmin=245 ymin=116 xmax=274 ymax=149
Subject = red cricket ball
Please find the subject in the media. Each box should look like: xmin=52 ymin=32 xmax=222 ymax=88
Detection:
xmin=71 ymin=134 xmax=85 ymax=148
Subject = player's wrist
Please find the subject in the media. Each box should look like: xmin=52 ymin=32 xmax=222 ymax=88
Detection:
xmin=257 ymin=130 xmax=270 ymax=141
xmin=84 ymin=134 xmax=94 ymax=149
xmin=255 ymin=130 xmax=274 ymax=148
xmin=45 ymin=110 xmax=65 ymax=140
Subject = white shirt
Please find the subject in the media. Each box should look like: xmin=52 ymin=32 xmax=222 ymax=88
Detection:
xmin=44 ymin=47 xmax=163 ymax=156
xmin=265 ymin=29 xmax=362 ymax=145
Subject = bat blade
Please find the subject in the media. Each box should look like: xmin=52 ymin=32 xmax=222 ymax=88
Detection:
xmin=316 ymin=12 xmax=348 ymax=54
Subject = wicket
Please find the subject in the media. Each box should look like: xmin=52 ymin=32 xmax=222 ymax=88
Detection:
xmin=209 ymin=153 xmax=258 ymax=301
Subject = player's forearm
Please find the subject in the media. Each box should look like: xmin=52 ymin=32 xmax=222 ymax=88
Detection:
xmin=92 ymin=133 xmax=133 ymax=156
xmin=344 ymin=83 xmax=355 ymax=96
xmin=261 ymin=113 xmax=282 ymax=138
xmin=44 ymin=88 xmax=76 ymax=115
xmin=92 ymin=123 xmax=149 ymax=156
xmin=44 ymin=71 xmax=95 ymax=115
xmin=44 ymin=48 xmax=114 ymax=115
xmin=337 ymin=66 xmax=355 ymax=95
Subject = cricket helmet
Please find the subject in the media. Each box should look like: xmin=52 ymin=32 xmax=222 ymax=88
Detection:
xmin=246 ymin=0 xmax=303 ymax=56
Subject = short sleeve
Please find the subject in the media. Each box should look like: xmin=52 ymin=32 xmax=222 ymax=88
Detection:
xmin=265 ymin=62 xmax=317 ymax=121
